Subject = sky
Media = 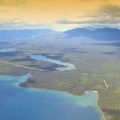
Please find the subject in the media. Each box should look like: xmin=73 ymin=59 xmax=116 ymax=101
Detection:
xmin=0 ymin=0 xmax=120 ymax=31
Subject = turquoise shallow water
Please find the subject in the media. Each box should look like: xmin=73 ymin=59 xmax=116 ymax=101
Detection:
xmin=30 ymin=55 xmax=76 ymax=71
xmin=0 ymin=74 xmax=104 ymax=120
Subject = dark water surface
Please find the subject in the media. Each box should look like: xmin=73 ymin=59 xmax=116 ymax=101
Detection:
xmin=0 ymin=74 xmax=104 ymax=120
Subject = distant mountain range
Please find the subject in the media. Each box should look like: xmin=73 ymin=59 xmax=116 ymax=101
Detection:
xmin=1 ymin=28 xmax=120 ymax=41
xmin=64 ymin=28 xmax=120 ymax=40
xmin=0 ymin=29 xmax=53 ymax=40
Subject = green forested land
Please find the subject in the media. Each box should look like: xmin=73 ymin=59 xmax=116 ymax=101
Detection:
xmin=0 ymin=41 xmax=120 ymax=120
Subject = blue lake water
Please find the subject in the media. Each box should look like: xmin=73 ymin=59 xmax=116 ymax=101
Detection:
xmin=0 ymin=48 xmax=16 ymax=52
xmin=30 ymin=55 xmax=76 ymax=71
xmin=0 ymin=74 xmax=104 ymax=120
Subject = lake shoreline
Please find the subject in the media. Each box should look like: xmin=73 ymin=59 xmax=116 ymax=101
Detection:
xmin=0 ymin=73 xmax=105 ymax=120
xmin=19 ymin=75 xmax=105 ymax=120
xmin=30 ymin=89 xmax=105 ymax=120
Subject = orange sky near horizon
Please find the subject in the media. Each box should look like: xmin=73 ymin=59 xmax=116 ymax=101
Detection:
xmin=0 ymin=0 xmax=120 ymax=30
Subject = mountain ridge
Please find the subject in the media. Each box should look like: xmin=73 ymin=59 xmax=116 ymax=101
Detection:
xmin=64 ymin=28 xmax=120 ymax=40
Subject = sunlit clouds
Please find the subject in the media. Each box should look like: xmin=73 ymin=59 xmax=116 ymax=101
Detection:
xmin=0 ymin=0 xmax=120 ymax=31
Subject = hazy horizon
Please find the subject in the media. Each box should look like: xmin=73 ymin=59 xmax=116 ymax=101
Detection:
xmin=0 ymin=0 xmax=120 ymax=31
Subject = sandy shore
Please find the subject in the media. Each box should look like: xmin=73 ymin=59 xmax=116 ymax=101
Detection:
xmin=83 ymin=91 xmax=105 ymax=120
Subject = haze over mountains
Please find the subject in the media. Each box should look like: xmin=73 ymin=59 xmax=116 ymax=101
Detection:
xmin=64 ymin=28 xmax=120 ymax=40
xmin=0 ymin=29 xmax=52 ymax=40
xmin=0 ymin=28 xmax=120 ymax=41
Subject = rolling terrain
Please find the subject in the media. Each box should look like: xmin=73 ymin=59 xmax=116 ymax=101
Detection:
xmin=0 ymin=28 xmax=120 ymax=120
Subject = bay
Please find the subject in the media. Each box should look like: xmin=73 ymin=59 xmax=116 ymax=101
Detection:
xmin=0 ymin=74 xmax=104 ymax=120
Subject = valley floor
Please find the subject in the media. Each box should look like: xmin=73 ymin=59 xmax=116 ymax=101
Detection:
xmin=0 ymin=39 xmax=120 ymax=120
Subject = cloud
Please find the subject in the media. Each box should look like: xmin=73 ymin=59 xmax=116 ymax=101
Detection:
xmin=0 ymin=0 xmax=28 ymax=8
xmin=0 ymin=20 xmax=51 ymax=30
xmin=0 ymin=9 xmax=9 ymax=13
xmin=99 ymin=5 xmax=120 ymax=17
xmin=57 ymin=4 xmax=120 ymax=29
xmin=0 ymin=0 xmax=120 ymax=30
xmin=79 ymin=0 xmax=109 ymax=1
xmin=57 ymin=19 xmax=120 ymax=24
